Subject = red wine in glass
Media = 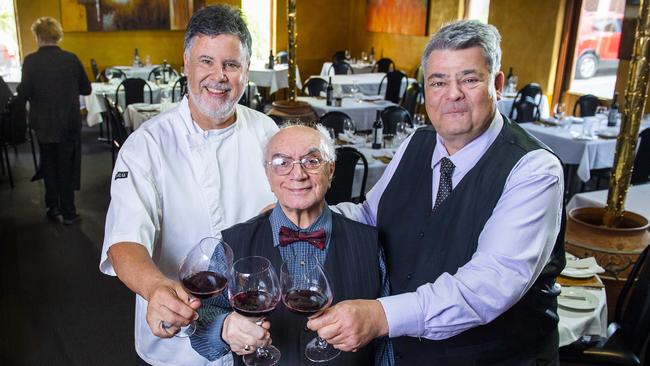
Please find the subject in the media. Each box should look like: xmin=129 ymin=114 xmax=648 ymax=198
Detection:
xmin=283 ymin=289 xmax=330 ymax=316
xmin=231 ymin=290 xmax=279 ymax=318
xmin=181 ymin=271 xmax=228 ymax=299
xmin=228 ymin=256 xmax=282 ymax=366
xmin=280 ymin=255 xmax=340 ymax=362
xmin=170 ymin=237 xmax=233 ymax=337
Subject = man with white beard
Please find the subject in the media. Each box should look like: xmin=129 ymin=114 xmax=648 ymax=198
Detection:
xmin=99 ymin=5 xmax=278 ymax=366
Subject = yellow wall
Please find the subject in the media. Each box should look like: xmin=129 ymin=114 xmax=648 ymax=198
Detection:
xmin=488 ymin=0 xmax=564 ymax=100
xmin=15 ymin=0 xmax=239 ymax=79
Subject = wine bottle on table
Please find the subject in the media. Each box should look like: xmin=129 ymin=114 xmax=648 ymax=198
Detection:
xmin=268 ymin=50 xmax=275 ymax=69
xmin=369 ymin=46 xmax=375 ymax=63
xmin=326 ymin=76 xmax=334 ymax=106
xmin=607 ymin=92 xmax=619 ymax=127
xmin=372 ymin=110 xmax=383 ymax=149
xmin=133 ymin=48 xmax=140 ymax=68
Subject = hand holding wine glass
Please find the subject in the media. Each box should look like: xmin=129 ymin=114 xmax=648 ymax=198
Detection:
xmin=281 ymin=255 xmax=340 ymax=362
xmin=169 ymin=237 xmax=233 ymax=337
xmin=229 ymin=256 xmax=282 ymax=366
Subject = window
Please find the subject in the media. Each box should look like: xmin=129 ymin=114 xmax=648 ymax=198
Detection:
xmin=466 ymin=0 xmax=490 ymax=23
xmin=242 ymin=0 xmax=273 ymax=63
xmin=0 ymin=0 xmax=19 ymax=83
xmin=569 ymin=0 xmax=625 ymax=98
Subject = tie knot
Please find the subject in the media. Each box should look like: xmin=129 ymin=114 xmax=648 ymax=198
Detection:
xmin=440 ymin=157 xmax=455 ymax=176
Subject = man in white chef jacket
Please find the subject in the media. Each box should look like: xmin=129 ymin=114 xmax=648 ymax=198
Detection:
xmin=99 ymin=5 xmax=278 ymax=366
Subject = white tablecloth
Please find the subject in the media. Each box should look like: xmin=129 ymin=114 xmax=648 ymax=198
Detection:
xmin=566 ymin=183 xmax=650 ymax=219
xmin=321 ymin=73 xmax=415 ymax=98
xmin=83 ymin=81 xmax=171 ymax=126
xmin=248 ymin=63 xmax=301 ymax=94
xmin=497 ymin=96 xmax=550 ymax=120
xmin=297 ymin=96 xmax=396 ymax=131
xmin=114 ymin=65 xmax=160 ymax=80
xmin=521 ymin=122 xmax=617 ymax=182
xmin=320 ymin=61 xmax=374 ymax=76
xmin=558 ymin=287 xmax=608 ymax=347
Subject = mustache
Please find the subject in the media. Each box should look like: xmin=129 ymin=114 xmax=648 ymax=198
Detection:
xmin=441 ymin=102 xmax=469 ymax=114
xmin=201 ymin=81 xmax=231 ymax=92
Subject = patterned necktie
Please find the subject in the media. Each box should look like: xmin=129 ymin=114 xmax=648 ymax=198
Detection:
xmin=433 ymin=157 xmax=455 ymax=211
xmin=278 ymin=226 xmax=327 ymax=250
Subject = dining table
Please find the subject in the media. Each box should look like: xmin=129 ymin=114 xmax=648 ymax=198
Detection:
xmin=497 ymin=95 xmax=551 ymax=120
xmin=248 ymin=62 xmax=301 ymax=94
xmin=319 ymin=73 xmax=416 ymax=98
xmin=113 ymin=64 xmax=160 ymax=80
xmin=297 ymin=96 xmax=396 ymax=131
xmin=320 ymin=61 xmax=374 ymax=76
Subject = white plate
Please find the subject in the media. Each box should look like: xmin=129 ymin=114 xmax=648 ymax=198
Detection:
xmin=561 ymin=267 xmax=596 ymax=278
xmin=558 ymin=288 xmax=598 ymax=311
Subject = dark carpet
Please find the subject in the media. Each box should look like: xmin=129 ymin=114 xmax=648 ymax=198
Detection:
xmin=0 ymin=124 xmax=135 ymax=365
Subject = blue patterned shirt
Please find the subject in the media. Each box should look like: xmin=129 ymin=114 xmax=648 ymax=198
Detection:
xmin=190 ymin=204 xmax=393 ymax=365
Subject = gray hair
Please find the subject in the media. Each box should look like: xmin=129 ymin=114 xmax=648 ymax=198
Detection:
xmin=263 ymin=122 xmax=337 ymax=164
xmin=184 ymin=5 xmax=252 ymax=62
xmin=421 ymin=19 xmax=502 ymax=78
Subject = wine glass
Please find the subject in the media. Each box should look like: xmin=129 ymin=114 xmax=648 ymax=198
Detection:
xmin=104 ymin=68 xmax=114 ymax=83
xmin=349 ymin=81 xmax=361 ymax=102
xmin=413 ymin=113 xmax=426 ymax=128
xmin=229 ymin=256 xmax=282 ymax=366
xmin=280 ymin=255 xmax=339 ymax=362
xmin=343 ymin=119 xmax=356 ymax=137
xmin=396 ymin=122 xmax=408 ymax=142
xmin=554 ymin=102 xmax=566 ymax=121
xmin=175 ymin=237 xmax=233 ymax=337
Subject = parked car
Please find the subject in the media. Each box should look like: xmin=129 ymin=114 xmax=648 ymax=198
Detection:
xmin=575 ymin=11 xmax=622 ymax=79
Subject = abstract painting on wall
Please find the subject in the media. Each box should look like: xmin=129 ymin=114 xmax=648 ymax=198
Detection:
xmin=366 ymin=0 xmax=429 ymax=36
xmin=60 ymin=0 xmax=205 ymax=32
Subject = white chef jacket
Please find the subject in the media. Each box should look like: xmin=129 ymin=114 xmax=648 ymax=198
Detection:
xmin=100 ymin=97 xmax=278 ymax=366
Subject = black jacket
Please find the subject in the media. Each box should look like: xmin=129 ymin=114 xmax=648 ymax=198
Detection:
xmin=17 ymin=45 xmax=91 ymax=143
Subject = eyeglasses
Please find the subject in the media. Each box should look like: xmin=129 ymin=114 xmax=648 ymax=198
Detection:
xmin=266 ymin=155 xmax=328 ymax=176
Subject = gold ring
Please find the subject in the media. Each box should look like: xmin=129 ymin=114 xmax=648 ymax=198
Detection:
xmin=244 ymin=344 xmax=251 ymax=352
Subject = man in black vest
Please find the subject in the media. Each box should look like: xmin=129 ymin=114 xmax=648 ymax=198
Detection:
xmin=308 ymin=20 xmax=565 ymax=365
xmin=190 ymin=124 xmax=393 ymax=365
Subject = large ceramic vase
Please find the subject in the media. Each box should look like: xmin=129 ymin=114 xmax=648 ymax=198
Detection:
xmin=565 ymin=207 xmax=650 ymax=318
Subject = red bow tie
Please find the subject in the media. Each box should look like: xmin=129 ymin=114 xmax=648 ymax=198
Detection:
xmin=279 ymin=226 xmax=326 ymax=250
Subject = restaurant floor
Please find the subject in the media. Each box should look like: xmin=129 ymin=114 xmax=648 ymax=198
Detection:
xmin=0 ymin=125 xmax=135 ymax=365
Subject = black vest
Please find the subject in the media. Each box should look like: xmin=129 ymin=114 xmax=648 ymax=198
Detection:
xmin=222 ymin=211 xmax=383 ymax=366
xmin=377 ymin=118 xmax=566 ymax=365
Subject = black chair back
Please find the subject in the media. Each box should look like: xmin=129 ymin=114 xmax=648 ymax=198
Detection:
xmin=372 ymin=58 xmax=394 ymax=73
xmin=378 ymin=70 xmax=406 ymax=104
xmin=319 ymin=111 xmax=352 ymax=136
xmin=631 ymin=128 xmax=650 ymax=184
xmin=276 ymin=51 xmax=288 ymax=64
xmin=332 ymin=50 xmax=346 ymax=62
xmin=103 ymin=95 xmax=129 ymax=166
xmin=239 ymin=82 xmax=263 ymax=111
xmin=98 ymin=67 xmax=126 ymax=83
xmin=573 ymin=94 xmax=600 ymax=117
xmin=413 ymin=64 xmax=425 ymax=86
xmin=401 ymin=82 xmax=422 ymax=117
xmin=90 ymin=58 xmax=100 ymax=82
xmin=171 ymin=76 xmax=188 ymax=102
xmin=381 ymin=106 xmax=411 ymax=135
xmin=116 ymin=78 xmax=153 ymax=108
xmin=617 ymin=246 xmax=650 ymax=357
xmin=325 ymin=147 xmax=368 ymax=204
xmin=509 ymin=83 xmax=543 ymax=122
xmin=329 ymin=61 xmax=353 ymax=75
xmin=302 ymin=77 xmax=328 ymax=97
xmin=147 ymin=65 xmax=179 ymax=83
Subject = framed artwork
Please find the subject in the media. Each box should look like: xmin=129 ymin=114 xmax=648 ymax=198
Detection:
xmin=60 ymin=0 xmax=205 ymax=32
xmin=366 ymin=0 xmax=430 ymax=36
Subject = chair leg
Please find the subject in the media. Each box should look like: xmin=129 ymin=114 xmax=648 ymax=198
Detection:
xmin=28 ymin=128 xmax=38 ymax=172
xmin=2 ymin=143 xmax=14 ymax=189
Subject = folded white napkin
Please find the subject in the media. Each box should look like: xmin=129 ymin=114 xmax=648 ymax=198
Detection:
xmin=562 ymin=257 xmax=605 ymax=276
xmin=337 ymin=132 xmax=364 ymax=145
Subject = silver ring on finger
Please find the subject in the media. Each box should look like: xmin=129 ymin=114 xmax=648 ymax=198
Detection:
xmin=244 ymin=344 xmax=251 ymax=352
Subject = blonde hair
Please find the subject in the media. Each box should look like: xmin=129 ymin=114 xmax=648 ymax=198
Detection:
xmin=31 ymin=17 xmax=63 ymax=44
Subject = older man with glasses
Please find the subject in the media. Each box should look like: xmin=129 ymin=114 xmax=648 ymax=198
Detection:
xmin=190 ymin=124 xmax=393 ymax=366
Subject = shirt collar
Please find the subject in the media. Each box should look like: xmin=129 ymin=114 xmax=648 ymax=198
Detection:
xmin=431 ymin=111 xmax=504 ymax=175
xmin=270 ymin=203 xmax=332 ymax=248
